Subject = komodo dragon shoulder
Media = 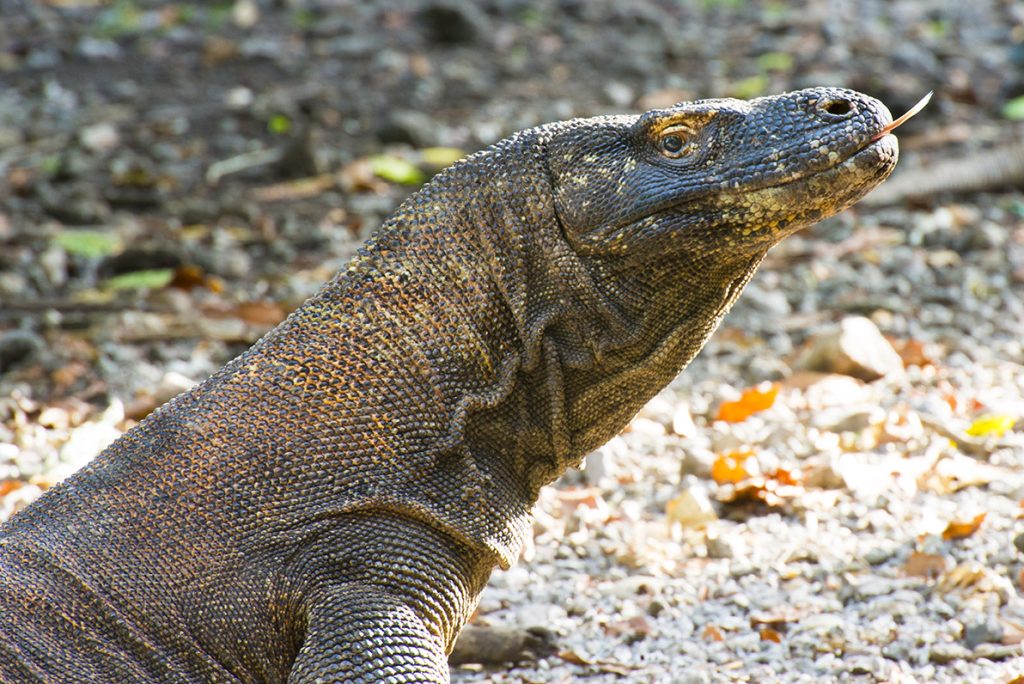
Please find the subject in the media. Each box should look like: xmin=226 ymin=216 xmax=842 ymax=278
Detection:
xmin=0 ymin=88 xmax=900 ymax=683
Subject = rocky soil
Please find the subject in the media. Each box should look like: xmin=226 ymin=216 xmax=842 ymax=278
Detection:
xmin=2 ymin=1 xmax=1023 ymax=682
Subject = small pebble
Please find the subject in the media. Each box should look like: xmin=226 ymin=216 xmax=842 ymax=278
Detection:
xmin=962 ymin=614 xmax=1004 ymax=648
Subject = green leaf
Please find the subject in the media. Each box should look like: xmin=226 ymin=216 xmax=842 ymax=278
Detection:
xmin=756 ymin=52 xmax=793 ymax=73
xmin=730 ymin=75 xmax=768 ymax=100
xmin=925 ymin=19 xmax=950 ymax=38
xmin=291 ymin=9 xmax=316 ymax=29
xmin=54 ymin=231 xmax=121 ymax=259
xmin=1002 ymin=96 xmax=1024 ymax=121
xmin=102 ymin=268 xmax=175 ymax=291
xmin=41 ymin=154 xmax=63 ymax=177
xmin=268 ymin=114 xmax=292 ymax=135
xmin=419 ymin=147 xmax=465 ymax=169
xmin=369 ymin=155 xmax=426 ymax=186
xmin=93 ymin=0 xmax=143 ymax=39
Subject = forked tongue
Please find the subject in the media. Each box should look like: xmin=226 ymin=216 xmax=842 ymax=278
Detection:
xmin=872 ymin=91 xmax=933 ymax=141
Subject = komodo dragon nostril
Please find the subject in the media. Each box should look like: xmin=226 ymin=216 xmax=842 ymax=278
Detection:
xmin=818 ymin=98 xmax=855 ymax=117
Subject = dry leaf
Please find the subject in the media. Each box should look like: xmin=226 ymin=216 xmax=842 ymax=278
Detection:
xmin=1001 ymin=619 xmax=1024 ymax=646
xmin=250 ymin=174 xmax=337 ymax=203
xmin=750 ymin=607 xmax=806 ymax=629
xmin=771 ymin=468 xmax=801 ymax=487
xmin=702 ymin=625 xmax=724 ymax=642
xmin=942 ymin=513 xmax=986 ymax=541
xmin=555 ymin=487 xmax=605 ymax=517
xmin=711 ymin=450 xmax=755 ymax=485
xmin=603 ymin=615 xmax=651 ymax=639
xmin=888 ymin=337 xmax=936 ymax=367
xmin=554 ymin=487 xmax=604 ymax=505
xmin=202 ymin=36 xmax=239 ymax=67
xmin=937 ymin=561 xmax=999 ymax=595
xmin=169 ymin=265 xmax=223 ymax=293
xmin=904 ymin=551 xmax=947 ymax=578
xmin=558 ymin=650 xmax=589 ymax=666
xmin=918 ymin=453 xmax=1007 ymax=495
xmin=556 ymin=650 xmax=640 ymax=675
xmin=759 ymin=627 xmax=783 ymax=643
xmin=716 ymin=383 xmax=779 ymax=423
xmin=666 ymin=488 xmax=718 ymax=529
xmin=0 ymin=480 xmax=25 ymax=497
xmin=233 ymin=301 xmax=288 ymax=327
xmin=338 ymin=158 xmax=387 ymax=194
xmin=716 ymin=471 xmax=804 ymax=509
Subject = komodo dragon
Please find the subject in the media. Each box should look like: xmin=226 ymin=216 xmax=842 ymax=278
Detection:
xmin=0 ymin=88 xmax=903 ymax=682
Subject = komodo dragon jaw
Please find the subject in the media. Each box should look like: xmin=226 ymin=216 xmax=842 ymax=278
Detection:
xmin=0 ymin=88 xmax=905 ymax=683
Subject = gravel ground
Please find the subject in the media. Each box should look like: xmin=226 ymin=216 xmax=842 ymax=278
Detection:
xmin=2 ymin=1 xmax=1024 ymax=682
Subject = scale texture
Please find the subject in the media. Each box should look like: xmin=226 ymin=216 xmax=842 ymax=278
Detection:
xmin=0 ymin=88 xmax=898 ymax=683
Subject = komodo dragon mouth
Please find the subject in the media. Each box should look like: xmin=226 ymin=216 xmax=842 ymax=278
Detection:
xmin=666 ymin=91 xmax=932 ymax=244
xmin=723 ymin=90 xmax=932 ymax=197
xmin=740 ymin=90 xmax=932 ymax=199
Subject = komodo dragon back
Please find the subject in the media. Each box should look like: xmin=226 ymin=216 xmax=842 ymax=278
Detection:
xmin=0 ymin=88 xmax=900 ymax=682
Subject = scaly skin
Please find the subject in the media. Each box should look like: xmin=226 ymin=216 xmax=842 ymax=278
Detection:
xmin=0 ymin=88 xmax=898 ymax=683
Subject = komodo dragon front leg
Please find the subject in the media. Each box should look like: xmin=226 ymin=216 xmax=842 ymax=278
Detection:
xmin=286 ymin=514 xmax=485 ymax=683
xmin=0 ymin=88 xmax=909 ymax=683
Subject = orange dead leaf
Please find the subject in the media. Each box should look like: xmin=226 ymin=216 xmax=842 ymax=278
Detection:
xmin=771 ymin=468 xmax=801 ymax=486
xmin=904 ymin=551 xmax=948 ymax=578
xmin=716 ymin=469 xmax=804 ymax=509
xmin=716 ymin=383 xmax=779 ymax=423
xmin=711 ymin=450 xmax=755 ymax=485
xmin=889 ymin=337 xmax=935 ymax=368
xmin=942 ymin=513 xmax=986 ymax=541
xmin=759 ymin=627 xmax=783 ymax=643
xmin=702 ymin=625 xmax=724 ymax=642
xmin=0 ymin=479 xmax=25 ymax=497
xmin=169 ymin=264 xmax=206 ymax=290
xmin=169 ymin=265 xmax=224 ymax=293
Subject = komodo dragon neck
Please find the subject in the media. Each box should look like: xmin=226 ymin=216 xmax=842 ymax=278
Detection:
xmin=254 ymin=126 xmax=771 ymax=569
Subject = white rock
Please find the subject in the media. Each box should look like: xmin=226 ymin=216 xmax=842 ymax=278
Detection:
xmin=78 ymin=122 xmax=120 ymax=152
xmin=795 ymin=316 xmax=905 ymax=381
xmin=672 ymin=404 xmax=699 ymax=438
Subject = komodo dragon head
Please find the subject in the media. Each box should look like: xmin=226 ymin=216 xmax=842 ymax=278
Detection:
xmin=546 ymin=87 xmax=898 ymax=262
xmin=498 ymin=87 xmax=903 ymax=469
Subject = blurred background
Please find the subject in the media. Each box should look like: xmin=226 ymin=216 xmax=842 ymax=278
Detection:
xmin=1 ymin=1 xmax=1023 ymax=681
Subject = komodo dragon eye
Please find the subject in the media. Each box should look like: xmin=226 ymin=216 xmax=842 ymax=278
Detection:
xmin=658 ymin=126 xmax=696 ymax=158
